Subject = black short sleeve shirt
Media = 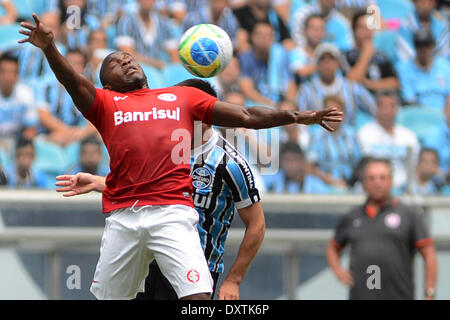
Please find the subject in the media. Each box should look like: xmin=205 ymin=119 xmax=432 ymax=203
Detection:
xmin=333 ymin=198 xmax=432 ymax=300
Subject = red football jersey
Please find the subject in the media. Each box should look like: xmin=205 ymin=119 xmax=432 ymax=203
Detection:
xmin=83 ymin=86 xmax=218 ymax=213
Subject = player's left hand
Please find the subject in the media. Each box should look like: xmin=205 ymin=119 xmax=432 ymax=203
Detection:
xmin=296 ymin=107 xmax=343 ymax=132
xmin=55 ymin=173 xmax=98 ymax=196
xmin=218 ymin=280 xmax=240 ymax=300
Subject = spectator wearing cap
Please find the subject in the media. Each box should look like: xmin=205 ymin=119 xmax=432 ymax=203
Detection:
xmin=291 ymin=0 xmax=354 ymax=52
xmin=357 ymin=90 xmax=420 ymax=193
xmin=327 ymin=157 xmax=437 ymax=300
xmin=345 ymin=10 xmax=399 ymax=94
xmin=396 ymin=29 xmax=450 ymax=110
xmin=296 ymin=43 xmax=376 ymax=127
xmin=397 ymin=0 xmax=449 ymax=61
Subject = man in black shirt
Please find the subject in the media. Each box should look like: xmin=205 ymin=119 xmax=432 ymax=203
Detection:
xmin=327 ymin=158 xmax=438 ymax=299
xmin=345 ymin=11 xmax=399 ymax=93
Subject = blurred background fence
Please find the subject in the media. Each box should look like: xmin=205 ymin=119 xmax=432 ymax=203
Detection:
xmin=0 ymin=190 xmax=449 ymax=300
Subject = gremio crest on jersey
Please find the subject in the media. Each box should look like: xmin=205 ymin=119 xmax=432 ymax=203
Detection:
xmin=192 ymin=167 xmax=213 ymax=189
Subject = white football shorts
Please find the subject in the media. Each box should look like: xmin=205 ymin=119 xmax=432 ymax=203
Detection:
xmin=90 ymin=204 xmax=213 ymax=300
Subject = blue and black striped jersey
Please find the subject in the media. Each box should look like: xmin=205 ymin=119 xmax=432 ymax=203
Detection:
xmin=190 ymin=129 xmax=260 ymax=273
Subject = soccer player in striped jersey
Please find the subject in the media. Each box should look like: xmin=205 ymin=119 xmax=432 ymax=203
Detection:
xmin=56 ymin=79 xmax=266 ymax=300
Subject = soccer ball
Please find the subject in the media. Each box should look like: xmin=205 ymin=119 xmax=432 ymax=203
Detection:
xmin=178 ymin=24 xmax=233 ymax=78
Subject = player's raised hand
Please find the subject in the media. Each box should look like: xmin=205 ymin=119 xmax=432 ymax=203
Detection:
xmin=18 ymin=13 xmax=54 ymax=49
xmin=295 ymin=107 xmax=343 ymax=132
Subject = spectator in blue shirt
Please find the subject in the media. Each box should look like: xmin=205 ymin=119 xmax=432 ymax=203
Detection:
xmin=0 ymin=52 xmax=38 ymax=153
xmin=116 ymin=0 xmax=179 ymax=69
xmin=397 ymin=0 xmax=449 ymax=61
xmin=307 ymin=95 xmax=362 ymax=191
xmin=67 ymin=135 xmax=109 ymax=176
xmin=263 ymin=141 xmax=330 ymax=194
xmin=291 ymin=0 xmax=354 ymax=52
xmin=297 ymin=43 xmax=376 ymax=126
xmin=396 ymin=29 xmax=450 ymax=110
xmin=288 ymin=13 xmax=326 ymax=85
xmin=0 ymin=0 xmax=16 ymax=25
xmin=35 ymin=49 xmax=97 ymax=147
xmin=422 ymin=97 xmax=450 ymax=184
xmin=5 ymin=137 xmax=49 ymax=188
xmin=412 ymin=148 xmax=446 ymax=195
xmin=238 ymin=22 xmax=296 ymax=107
xmin=16 ymin=11 xmax=66 ymax=84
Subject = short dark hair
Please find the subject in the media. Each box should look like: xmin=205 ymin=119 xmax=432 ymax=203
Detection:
xmin=15 ymin=137 xmax=34 ymax=153
xmin=351 ymin=10 xmax=368 ymax=31
xmin=175 ymin=79 xmax=218 ymax=97
xmin=0 ymin=51 xmax=19 ymax=65
xmin=66 ymin=48 xmax=87 ymax=65
xmin=362 ymin=157 xmax=392 ymax=179
xmin=99 ymin=52 xmax=116 ymax=86
xmin=419 ymin=147 xmax=439 ymax=161
xmin=375 ymin=90 xmax=400 ymax=105
xmin=280 ymin=142 xmax=304 ymax=158
xmin=304 ymin=13 xmax=325 ymax=29
xmin=81 ymin=135 xmax=102 ymax=150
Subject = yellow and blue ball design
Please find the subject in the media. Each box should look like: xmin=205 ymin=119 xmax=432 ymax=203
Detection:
xmin=178 ymin=24 xmax=233 ymax=78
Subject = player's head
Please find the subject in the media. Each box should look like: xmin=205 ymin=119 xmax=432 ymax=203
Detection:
xmin=362 ymin=157 xmax=393 ymax=201
xmin=174 ymin=79 xmax=217 ymax=97
xmin=175 ymin=79 xmax=217 ymax=138
xmin=99 ymin=51 xmax=148 ymax=93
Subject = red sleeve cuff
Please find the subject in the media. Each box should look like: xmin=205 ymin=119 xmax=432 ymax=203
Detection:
xmin=331 ymin=239 xmax=344 ymax=251
xmin=415 ymin=237 xmax=434 ymax=249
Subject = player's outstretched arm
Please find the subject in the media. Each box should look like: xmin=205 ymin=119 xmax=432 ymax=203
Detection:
xmin=55 ymin=173 xmax=106 ymax=197
xmin=18 ymin=13 xmax=96 ymax=113
xmin=211 ymin=101 xmax=343 ymax=132
xmin=218 ymin=202 xmax=265 ymax=300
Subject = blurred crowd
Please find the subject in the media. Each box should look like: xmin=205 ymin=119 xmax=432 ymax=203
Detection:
xmin=0 ymin=0 xmax=448 ymax=195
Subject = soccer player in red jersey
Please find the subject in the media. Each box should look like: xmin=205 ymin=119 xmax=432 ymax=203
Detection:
xmin=19 ymin=14 xmax=342 ymax=300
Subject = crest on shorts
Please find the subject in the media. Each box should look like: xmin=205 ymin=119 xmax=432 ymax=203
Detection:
xmin=385 ymin=213 xmax=401 ymax=229
xmin=186 ymin=269 xmax=200 ymax=283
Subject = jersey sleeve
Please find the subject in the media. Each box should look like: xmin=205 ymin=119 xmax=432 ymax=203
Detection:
xmin=410 ymin=208 xmax=433 ymax=249
xmin=222 ymin=156 xmax=261 ymax=210
xmin=82 ymin=88 xmax=107 ymax=130
xmin=184 ymin=87 xmax=218 ymax=124
xmin=333 ymin=214 xmax=351 ymax=249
